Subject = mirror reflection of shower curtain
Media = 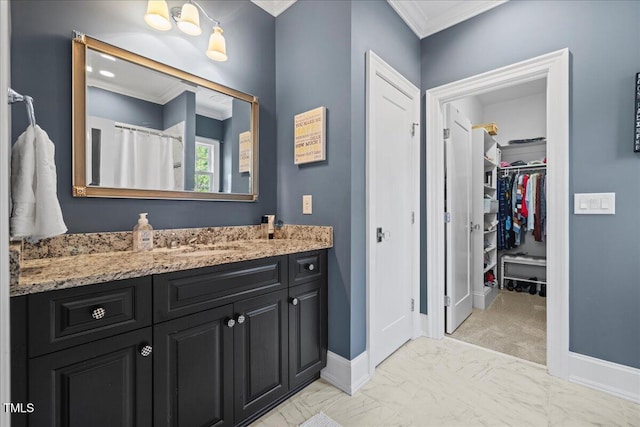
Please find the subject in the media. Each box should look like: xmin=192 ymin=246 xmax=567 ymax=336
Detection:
xmin=102 ymin=128 xmax=175 ymax=190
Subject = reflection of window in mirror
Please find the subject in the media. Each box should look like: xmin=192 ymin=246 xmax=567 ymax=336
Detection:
xmin=195 ymin=137 xmax=220 ymax=192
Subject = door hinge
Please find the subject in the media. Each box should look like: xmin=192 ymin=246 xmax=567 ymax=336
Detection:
xmin=444 ymin=296 xmax=451 ymax=307
xmin=444 ymin=212 xmax=451 ymax=223
xmin=443 ymin=128 xmax=450 ymax=139
xmin=411 ymin=211 xmax=415 ymax=224
xmin=412 ymin=122 xmax=419 ymax=137
xmin=411 ymin=298 xmax=415 ymax=312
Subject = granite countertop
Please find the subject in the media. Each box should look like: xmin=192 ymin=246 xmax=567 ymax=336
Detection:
xmin=12 ymin=238 xmax=332 ymax=296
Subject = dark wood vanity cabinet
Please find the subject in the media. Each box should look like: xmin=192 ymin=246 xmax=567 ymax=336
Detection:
xmin=154 ymin=304 xmax=235 ymax=427
xmin=233 ymin=289 xmax=289 ymax=422
xmin=12 ymin=250 xmax=327 ymax=427
xmin=289 ymin=279 xmax=327 ymax=390
xmin=29 ymin=328 xmax=153 ymax=427
xmin=11 ymin=277 xmax=154 ymax=427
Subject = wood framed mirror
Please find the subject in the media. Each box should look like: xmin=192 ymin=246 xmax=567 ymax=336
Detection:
xmin=72 ymin=33 xmax=259 ymax=201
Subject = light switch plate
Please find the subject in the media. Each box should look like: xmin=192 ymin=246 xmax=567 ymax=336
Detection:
xmin=574 ymin=193 xmax=615 ymax=214
xmin=303 ymin=195 xmax=312 ymax=214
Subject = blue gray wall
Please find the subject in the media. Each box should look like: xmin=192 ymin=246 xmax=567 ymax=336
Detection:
xmin=196 ymin=114 xmax=223 ymax=141
xmin=349 ymin=0 xmax=421 ymax=356
xmin=87 ymin=86 xmax=163 ymax=129
xmin=276 ymin=0 xmax=419 ymax=359
xmin=11 ymin=0 xmax=276 ymax=232
xmin=276 ymin=0 xmax=353 ymax=358
xmin=421 ymin=0 xmax=640 ymax=368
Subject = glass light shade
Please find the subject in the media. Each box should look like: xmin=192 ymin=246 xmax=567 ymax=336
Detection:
xmin=177 ymin=3 xmax=202 ymax=36
xmin=206 ymin=27 xmax=227 ymax=62
xmin=144 ymin=0 xmax=172 ymax=31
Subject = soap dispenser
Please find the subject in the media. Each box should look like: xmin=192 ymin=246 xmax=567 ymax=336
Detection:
xmin=133 ymin=213 xmax=154 ymax=251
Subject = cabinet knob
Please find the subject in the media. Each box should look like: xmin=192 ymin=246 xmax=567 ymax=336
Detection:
xmin=226 ymin=318 xmax=236 ymax=328
xmin=236 ymin=314 xmax=246 ymax=324
xmin=139 ymin=344 xmax=153 ymax=357
xmin=91 ymin=307 xmax=106 ymax=320
xmin=306 ymin=263 xmax=315 ymax=271
xmin=290 ymin=297 xmax=299 ymax=306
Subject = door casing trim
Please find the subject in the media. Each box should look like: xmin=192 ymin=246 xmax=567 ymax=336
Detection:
xmin=425 ymin=49 xmax=570 ymax=380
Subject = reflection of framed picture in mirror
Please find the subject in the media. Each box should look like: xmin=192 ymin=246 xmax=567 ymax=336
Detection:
xmin=239 ymin=131 xmax=252 ymax=173
xmin=635 ymin=72 xmax=640 ymax=152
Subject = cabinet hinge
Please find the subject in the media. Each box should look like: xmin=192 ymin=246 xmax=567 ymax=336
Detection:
xmin=412 ymin=122 xmax=419 ymax=137
xmin=411 ymin=298 xmax=415 ymax=312
xmin=411 ymin=211 xmax=415 ymax=224
xmin=444 ymin=212 xmax=451 ymax=223
xmin=443 ymin=128 xmax=450 ymax=139
xmin=444 ymin=296 xmax=451 ymax=307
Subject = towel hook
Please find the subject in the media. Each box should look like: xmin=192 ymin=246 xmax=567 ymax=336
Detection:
xmin=8 ymin=88 xmax=36 ymax=126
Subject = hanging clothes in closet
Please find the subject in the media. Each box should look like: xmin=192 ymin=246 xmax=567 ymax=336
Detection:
xmin=497 ymin=170 xmax=546 ymax=250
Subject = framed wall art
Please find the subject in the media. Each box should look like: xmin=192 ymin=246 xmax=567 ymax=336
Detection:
xmin=294 ymin=106 xmax=326 ymax=164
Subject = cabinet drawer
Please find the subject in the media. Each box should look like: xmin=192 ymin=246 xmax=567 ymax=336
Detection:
xmin=289 ymin=250 xmax=326 ymax=287
xmin=28 ymin=277 xmax=152 ymax=357
xmin=154 ymin=256 xmax=287 ymax=322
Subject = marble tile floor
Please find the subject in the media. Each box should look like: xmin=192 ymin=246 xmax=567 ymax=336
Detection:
xmin=449 ymin=289 xmax=547 ymax=365
xmin=252 ymin=338 xmax=640 ymax=427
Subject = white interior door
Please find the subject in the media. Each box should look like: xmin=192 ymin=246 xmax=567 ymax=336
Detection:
xmin=370 ymin=56 xmax=417 ymax=367
xmin=445 ymin=104 xmax=473 ymax=334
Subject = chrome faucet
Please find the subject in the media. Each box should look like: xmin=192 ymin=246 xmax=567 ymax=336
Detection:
xmin=188 ymin=237 xmax=198 ymax=248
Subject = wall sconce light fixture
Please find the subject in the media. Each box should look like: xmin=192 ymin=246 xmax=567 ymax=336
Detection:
xmin=144 ymin=0 xmax=227 ymax=62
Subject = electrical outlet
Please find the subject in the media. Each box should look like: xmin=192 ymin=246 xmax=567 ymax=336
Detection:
xmin=303 ymin=195 xmax=312 ymax=214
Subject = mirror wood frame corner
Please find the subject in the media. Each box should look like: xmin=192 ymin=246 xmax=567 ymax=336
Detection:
xmin=72 ymin=34 xmax=259 ymax=201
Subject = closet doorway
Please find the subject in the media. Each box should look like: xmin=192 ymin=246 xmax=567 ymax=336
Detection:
xmin=444 ymin=79 xmax=549 ymax=365
xmin=425 ymin=49 xmax=570 ymax=380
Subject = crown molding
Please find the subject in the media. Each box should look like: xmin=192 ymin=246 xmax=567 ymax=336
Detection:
xmin=251 ymin=0 xmax=297 ymax=17
xmin=387 ymin=0 xmax=508 ymax=39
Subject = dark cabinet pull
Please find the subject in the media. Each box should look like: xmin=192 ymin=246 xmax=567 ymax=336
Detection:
xmin=290 ymin=297 xmax=299 ymax=306
xmin=305 ymin=263 xmax=315 ymax=271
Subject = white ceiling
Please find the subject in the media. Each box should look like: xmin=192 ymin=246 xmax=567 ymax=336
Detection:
xmin=251 ymin=0 xmax=508 ymax=39
xmin=476 ymin=78 xmax=547 ymax=106
xmin=87 ymin=49 xmax=233 ymax=121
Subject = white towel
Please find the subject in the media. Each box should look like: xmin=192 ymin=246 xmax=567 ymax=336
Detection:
xmin=10 ymin=125 xmax=67 ymax=241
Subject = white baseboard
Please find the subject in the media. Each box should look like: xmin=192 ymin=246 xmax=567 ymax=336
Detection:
xmin=420 ymin=313 xmax=430 ymax=337
xmin=321 ymin=350 xmax=370 ymax=395
xmin=568 ymin=352 xmax=640 ymax=403
xmin=473 ymin=286 xmax=498 ymax=310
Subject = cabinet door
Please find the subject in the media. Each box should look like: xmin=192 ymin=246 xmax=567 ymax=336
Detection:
xmin=289 ymin=280 xmax=327 ymax=389
xmin=28 ymin=327 xmax=153 ymax=427
xmin=234 ymin=290 xmax=289 ymax=423
xmin=154 ymin=305 xmax=234 ymax=427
